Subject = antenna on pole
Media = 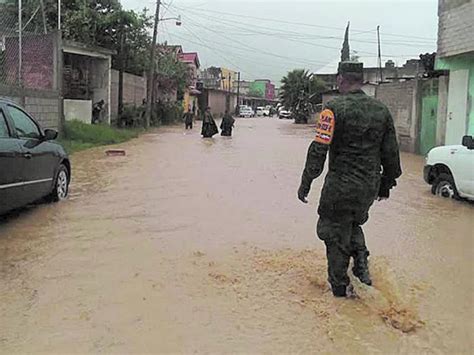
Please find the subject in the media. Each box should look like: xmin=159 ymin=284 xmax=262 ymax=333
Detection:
xmin=377 ymin=25 xmax=383 ymax=83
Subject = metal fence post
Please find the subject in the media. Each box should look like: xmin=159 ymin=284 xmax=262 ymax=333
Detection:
xmin=18 ymin=0 xmax=26 ymax=106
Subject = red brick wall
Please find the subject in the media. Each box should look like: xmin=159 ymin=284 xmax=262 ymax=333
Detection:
xmin=5 ymin=33 xmax=55 ymax=90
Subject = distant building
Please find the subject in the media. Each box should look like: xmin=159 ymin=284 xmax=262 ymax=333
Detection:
xmin=249 ymin=79 xmax=275 ymax=100
xmin=220 ymin=68 xmax=237 ymax=92
xmin=265 ymin=81 xmax=276 ymax=100
xmin=365 ymin=59 xmax=421 ymax=83
xmin=249 ymin=80 xmax=265 ymax=98
xmin=201 ymin=67 xmax=237 ymax=91
xmin=179 ymin=52 xmax=200 ymax=85
xmin=159 ymin=44 xmax=183 ymax=58
xmin=234 ymin=80 xmax=251 ymax=96
xmin=274 ymin=87 xmax=281 ymax=100
xmin=178 ymin=52 xmax=201 ymax=112
xmin=435 ymin=0 xmax=474 ymax=143
xmin=315 ymin=58 xmax=422 ymax=91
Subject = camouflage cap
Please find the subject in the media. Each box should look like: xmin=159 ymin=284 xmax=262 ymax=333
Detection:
xmin=337 ymin=61 xmax=363 ymax=75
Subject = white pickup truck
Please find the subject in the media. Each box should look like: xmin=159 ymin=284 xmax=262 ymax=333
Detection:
xmin=424 ymin=135 xmax=474 ymax=201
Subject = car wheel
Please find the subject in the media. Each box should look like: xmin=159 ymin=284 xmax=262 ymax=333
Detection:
xmin=50 ymin=165 xmax=69 ymax=202
xmin=432 ymin=173 xmax=459 ymax=199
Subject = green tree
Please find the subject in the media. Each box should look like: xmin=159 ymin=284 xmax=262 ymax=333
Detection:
xmin=61 ymin=1 xmax=152 ymax=75
xmin=155 ymin=51 xmax=190 ymax=96
xmin=341 ymin=22 xmax=350 ymax=62
xmin=280 ymin=69 xmax=328 ymax=124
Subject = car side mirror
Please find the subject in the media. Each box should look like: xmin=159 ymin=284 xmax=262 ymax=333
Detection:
xmin=43 ymin=129 xmax=58 ymax=141
xmin=462 ymin=135 xmax=474 ymax=149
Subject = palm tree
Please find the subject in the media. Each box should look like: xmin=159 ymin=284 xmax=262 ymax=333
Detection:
xmin=280 ymin=69 xmax=327 ymax=124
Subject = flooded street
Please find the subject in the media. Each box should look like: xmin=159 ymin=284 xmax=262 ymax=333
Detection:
xmin=0 ymin=117 xmax=472 ymax=353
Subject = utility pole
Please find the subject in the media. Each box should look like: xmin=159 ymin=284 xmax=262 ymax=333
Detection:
xmin=146 ymin=0 xmax=161 ymax=129
xmin=226 ymin=73 xmax=231 ymax=112
xmin=377 ymin=25 xmax=383 ymax=83
xmin=57 ymin=0 xmax=61 ymax=30
xmin=39 ymin=0 xmax=47 ymax=34
xmin=18 ymin=0 xmax=24 ymax=106
xmin=236 ymin=71 xmax=241 ymax=115
xmin=118 ymin=29 xmax=126 ymax=117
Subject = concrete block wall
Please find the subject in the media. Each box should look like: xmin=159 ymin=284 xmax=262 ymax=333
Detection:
xmin=24 ymin=96 xmax=60 ymax=129
xmin=208 ymin=90 xmax=237 ymax=117
xmin=110 ymin=70 xmax=147 ymax=120
xmin=375 ymin=81 xmax=418 ymax=153
xmin=0 ymin=87 xmax=60 ymax=130
xmin=438 ymin=0 xmax=474 ymax=58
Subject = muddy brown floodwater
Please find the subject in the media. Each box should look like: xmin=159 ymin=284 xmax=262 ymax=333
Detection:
xmin=0 ymin=118 xmax=473 ymax=353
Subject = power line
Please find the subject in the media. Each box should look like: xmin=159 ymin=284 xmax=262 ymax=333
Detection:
xmin=174 ymin=5 xmax=437 ymax=41
xmin=167 ymin=8 xmax=318 ymax=79
xmin=168 ymin=7 xmax=337 ymax=67
xmin=174 ymin=24 xmax=321 ymax=74
xmin=160 ymin=15 xmax=173 ymax=42
xmin=171 ymin=32 xmax=277 ymax=80
xmin=164 ymin=3 xmax=426 ymax=82
xmin=173 ymin=5 xmax=431 ymax=57
xmin=178 ymin=6 xmax=434 ymax=46
xmin=220 ymin=30 xmax=434 ymax=47
xmin=174 ymin=18 xmax=260 ymax=79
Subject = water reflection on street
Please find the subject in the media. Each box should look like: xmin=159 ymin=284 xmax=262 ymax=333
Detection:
xmin=0 ymin=118 xmax=472 ymax=353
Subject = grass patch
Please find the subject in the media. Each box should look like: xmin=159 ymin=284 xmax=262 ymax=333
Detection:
xmin=58 ymin=120 xmax=142 ymax=154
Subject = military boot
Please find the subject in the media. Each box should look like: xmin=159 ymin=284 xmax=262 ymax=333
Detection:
xmin=352 ymin=251 xmax=372 ymax=286
xmin=332 ymin=285 xmax=347 ymax=297
xmin=331 ymin=284 xmax=357 ymax=298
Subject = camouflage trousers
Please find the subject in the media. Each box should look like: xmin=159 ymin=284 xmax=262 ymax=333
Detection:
xmin=317 ymin=213 xmax=369 ymax=288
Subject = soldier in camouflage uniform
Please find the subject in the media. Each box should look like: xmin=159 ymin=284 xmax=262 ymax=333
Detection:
xmin=298 ymin=62 xmax=402 ymax=297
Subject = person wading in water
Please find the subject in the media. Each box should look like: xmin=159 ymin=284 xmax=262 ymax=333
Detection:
xmin=183 ymin=105 xmax=194 ymax=130
xmin=297 ymin=62 xmax=402 ymax=297
xmin=201 ymin=107 xmax=218 ymax=138
xmin=220 ymin=110 xmax=235 ymax=137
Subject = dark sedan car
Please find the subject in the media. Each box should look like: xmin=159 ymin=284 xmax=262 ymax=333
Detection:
xmin=0 ymin=99 xmax=71 ymax=215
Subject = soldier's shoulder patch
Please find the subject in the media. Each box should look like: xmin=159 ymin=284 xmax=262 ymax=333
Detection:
xmin=315 ymin=109 xmax=335 ymax=145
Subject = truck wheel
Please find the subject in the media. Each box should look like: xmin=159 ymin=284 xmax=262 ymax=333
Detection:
xmin=432 ymin=173 xmax=459 ymax=199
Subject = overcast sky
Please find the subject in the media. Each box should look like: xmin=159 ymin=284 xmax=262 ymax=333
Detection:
xmin=121 ymin=0 xmax=439 ymax=84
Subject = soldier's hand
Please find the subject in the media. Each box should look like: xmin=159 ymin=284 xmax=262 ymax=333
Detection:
xmin=378 ymin=184 xmax=390 ymax=201
xmin=298 ymin=186 xmax=309 ymax=204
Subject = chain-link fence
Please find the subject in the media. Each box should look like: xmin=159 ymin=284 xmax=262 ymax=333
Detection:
xmin=0 ymin=0 xmax=59 ymax=91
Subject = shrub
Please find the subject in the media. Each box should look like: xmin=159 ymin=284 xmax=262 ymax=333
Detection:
xmin=118 ymin=104 xmax=145 ymax=128
xmin=152 ymin=101 xmax=183 ymax=126
xmin=59 ymin=120 xmax=141 ymax=153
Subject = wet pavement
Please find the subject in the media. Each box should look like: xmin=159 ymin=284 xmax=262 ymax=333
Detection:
xmin=0 ymin=117 xmax=473 ymax=353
